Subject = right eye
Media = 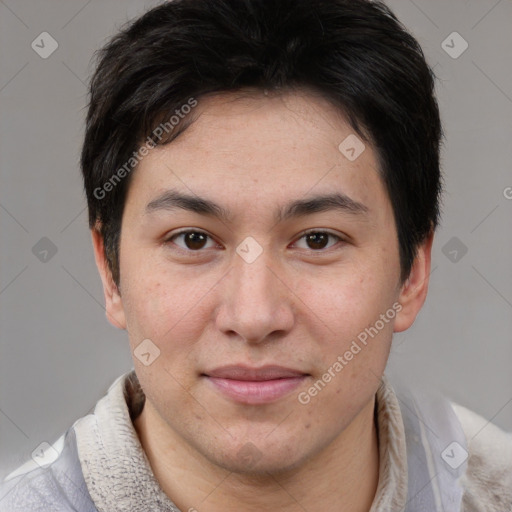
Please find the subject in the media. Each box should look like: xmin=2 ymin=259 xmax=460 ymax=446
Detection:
xmin=164 ymin=229 xmax=219 ymax=252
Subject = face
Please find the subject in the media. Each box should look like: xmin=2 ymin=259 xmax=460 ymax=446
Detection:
xmin=94 ymin=88 xmax=431 ymax=474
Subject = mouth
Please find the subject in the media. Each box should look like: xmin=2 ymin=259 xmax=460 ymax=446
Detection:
xmin=202 ymin=365 xmax=310 ymax=404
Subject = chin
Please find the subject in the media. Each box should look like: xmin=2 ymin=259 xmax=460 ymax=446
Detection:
xmin=201 ymin=434 xmax=311 ymax=476
xmin=216 ymin=451 xmax=304 ymax=476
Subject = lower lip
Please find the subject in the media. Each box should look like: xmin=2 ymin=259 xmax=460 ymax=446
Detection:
xmin=205 ymin=376 xmax=307 ymax=404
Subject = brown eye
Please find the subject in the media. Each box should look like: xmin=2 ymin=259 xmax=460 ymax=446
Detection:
xmin=183 ymin=232 xmax=208 ymax=250
xmin=294 ymin=231 xmax=342 ymax=251
xmin=305 ymin=232 xmax=329 ymax=250
xmin=167 ymin=230 xmax=216 ymax=251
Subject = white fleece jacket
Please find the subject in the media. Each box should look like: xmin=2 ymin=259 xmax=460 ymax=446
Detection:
xmin=1 ymin=371 xmax=511 ymax=511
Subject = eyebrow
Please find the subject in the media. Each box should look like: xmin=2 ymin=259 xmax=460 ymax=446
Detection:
xmin=145 ymin=189 xmax=369 ymax=223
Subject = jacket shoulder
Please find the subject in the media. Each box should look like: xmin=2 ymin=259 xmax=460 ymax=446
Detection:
xmin=0 ymin=428 xmax=97 ymax=512
xmin=451 ymin=402 xmax=512 ymax=512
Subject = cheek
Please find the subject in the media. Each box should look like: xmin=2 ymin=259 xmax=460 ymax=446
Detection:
xmin=122 ymin=266 xmax=216 ymax=358
xmin=123 ymin=272 xmax=212 ymax=408
xmin=297 ymin=268 xmax=395 ymax=341
xmin=294 ymin=268 xmax=396 ymax=399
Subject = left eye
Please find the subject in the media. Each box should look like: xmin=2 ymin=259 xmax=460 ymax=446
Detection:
xmin=167 ymin=230 xmax=217 ymax=251
xmin=293 ymin=231 xmax=342 ymax=250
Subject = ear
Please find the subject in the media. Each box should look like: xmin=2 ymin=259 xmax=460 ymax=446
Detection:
xmin=91 ymin=227 xmax=127 ymax=330
xmin=394 ymin=230 xmax=434 ymax=333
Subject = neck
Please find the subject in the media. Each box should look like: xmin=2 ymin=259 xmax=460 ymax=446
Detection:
xmin=134 ymin=396 xmax=380 ymax=512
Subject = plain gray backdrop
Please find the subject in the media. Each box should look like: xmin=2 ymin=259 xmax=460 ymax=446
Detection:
xmin=1 ymin=0 xmax=511 ymax=479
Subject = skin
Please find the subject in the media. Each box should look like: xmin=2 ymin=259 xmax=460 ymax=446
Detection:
xmin=92 ymin=88 xmax=433 ymax=511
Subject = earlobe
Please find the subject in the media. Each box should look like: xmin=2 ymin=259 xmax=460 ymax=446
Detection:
xmin=393 ymin=231 xmax=434 ymax=333
xmin=91 ymin=227 xmax=127 ymax=330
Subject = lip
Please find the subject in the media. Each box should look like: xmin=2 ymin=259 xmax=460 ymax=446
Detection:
xmin=203 ymin=365 xmax=309 ymax=404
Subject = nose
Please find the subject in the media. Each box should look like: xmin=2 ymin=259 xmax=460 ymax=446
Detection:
xmin=215 ymin=246 xmax=295 ymax=344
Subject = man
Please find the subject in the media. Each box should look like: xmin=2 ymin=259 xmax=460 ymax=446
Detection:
xmin=1 ymin=0 xmax=511 ymax=510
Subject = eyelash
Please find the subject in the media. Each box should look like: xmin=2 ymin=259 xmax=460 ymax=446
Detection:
xmin=164 ymin=229 xmax=345 ymax=254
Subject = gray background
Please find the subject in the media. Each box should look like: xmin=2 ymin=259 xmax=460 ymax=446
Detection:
xmin=1 ymin=0 xmax=511 ymax=479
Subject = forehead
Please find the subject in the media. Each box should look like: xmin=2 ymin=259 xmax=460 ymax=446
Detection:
xmin=126 ymin=88 xmax=390 ymax=226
